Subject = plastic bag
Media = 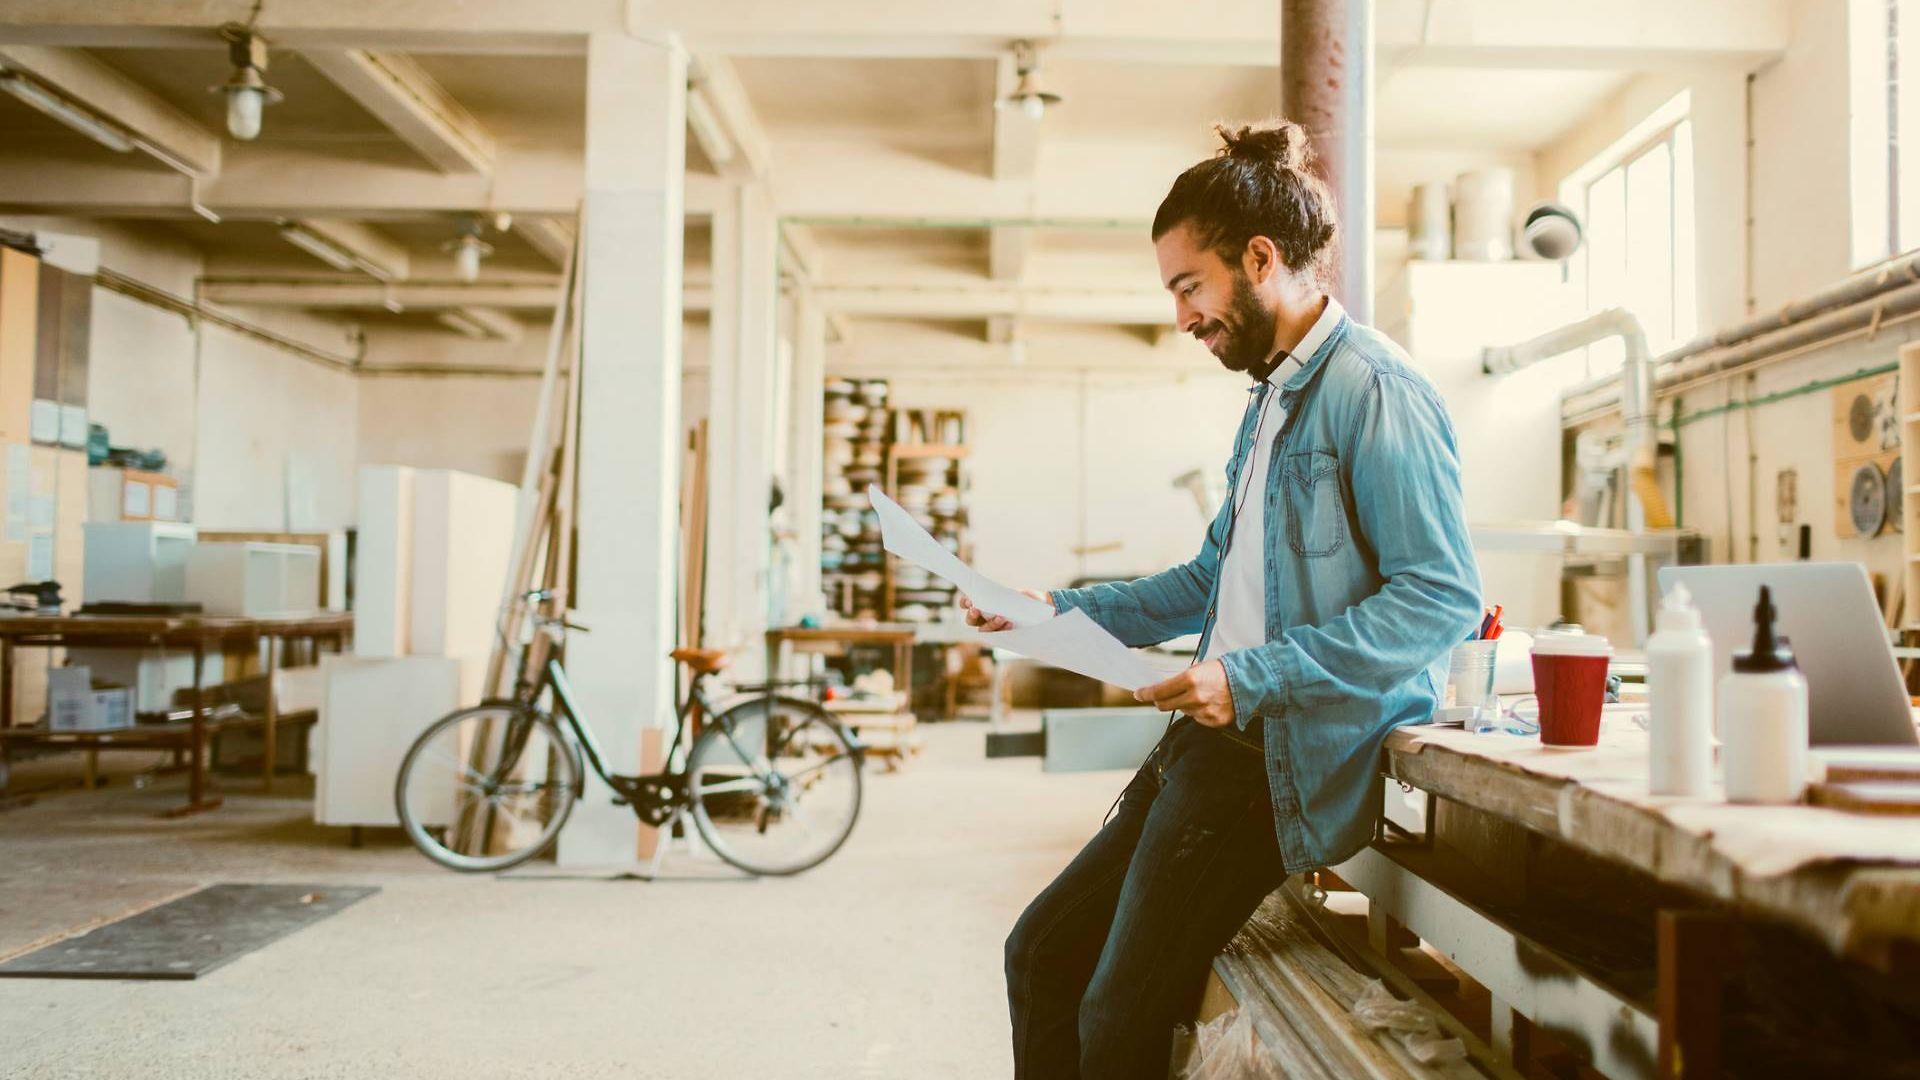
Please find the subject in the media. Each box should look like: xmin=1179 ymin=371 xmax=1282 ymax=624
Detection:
xmin=1174 ymin=1008 xmax=1286 ymax=1080
xmin=1352 ymin=980 xmax=1467 ymax=1065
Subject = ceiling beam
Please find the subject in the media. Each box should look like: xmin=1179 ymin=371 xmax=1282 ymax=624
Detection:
xmin=0 ymin=44 xmax=219 ymax=176
xmin=628 ymin=0 xmax=1789 ymax=67
xmin=0 ymin=0 xmax=1789 ymax=66
xmin=815 ymin=281 xmax=1168 ymax=326
xmin=0 ymin=1 xmax=615 ymax=52
xmin=988 ymin=226 xmax=1031 ymax=283
xmin=0 ymin=146 xmax=723 ymax=221
xmin=301 ymin=50 xmax=496 ymax=174
xmin=199 ymin=274 xmax=715 ymax=314
xmin=203 ymin=278 xmax=561 ymax=311
xmin=985 ymin=315 xmax=1018 ymax=344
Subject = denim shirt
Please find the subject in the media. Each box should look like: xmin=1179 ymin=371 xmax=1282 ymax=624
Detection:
xmin=1050 ymin=315 xmax=1482 ymax=873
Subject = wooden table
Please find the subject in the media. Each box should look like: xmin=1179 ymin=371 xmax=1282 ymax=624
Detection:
xmin=0 ymin=612 xmax=353 ymax=816
xmin=1323 ymin=715 xmax=1920 ymax=1078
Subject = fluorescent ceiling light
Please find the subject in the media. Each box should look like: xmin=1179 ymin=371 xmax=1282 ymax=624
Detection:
xmin=685 ymin=86 xmax=735 ymax=170
xmin=436 ymin=307 xmax=519 ymax=341
xmin=436 ymin=309 xmax=491 ymax=339
xmin=0 ymin=71 xmax=135 ymax=152
xmin=280 ymin=223 xmax=398 ymax=281
xmin=279 ymin=225 xmax=359 ymax=272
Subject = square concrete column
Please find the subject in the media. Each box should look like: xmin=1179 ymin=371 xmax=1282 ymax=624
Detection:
xmin=703 ymin=181 xmax=779 ymax=675
xmin=559 ymin=32 xmax=686 ymax=867
xmin=788 ymin=289 xmax=828 ymax=612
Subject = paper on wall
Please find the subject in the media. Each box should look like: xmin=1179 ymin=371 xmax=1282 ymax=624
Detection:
xmin=989 ymin=608 xmax=1189 ymax=692
xmin=867 ymin=484 xmax=1054 ymax=627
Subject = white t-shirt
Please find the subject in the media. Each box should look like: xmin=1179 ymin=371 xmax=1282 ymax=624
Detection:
xmin=1204 ymin=296 xmax=1344 ymax=663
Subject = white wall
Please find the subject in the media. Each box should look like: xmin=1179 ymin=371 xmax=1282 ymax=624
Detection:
xmin=0 ymin=216 xmax=363 ymax=529
xmin=834 ymin=325 xmax=1245 ymax=593
xmin=194 ymin=308 xmax=360 ymax=529
xmin=356 ymin=315 xmax=712 ymax=487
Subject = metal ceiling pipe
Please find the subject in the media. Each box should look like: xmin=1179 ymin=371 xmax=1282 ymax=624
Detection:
xmin=1660 ymin=249 xmax=1920 ymax=368
xmin=1282 ymin=0 xmax=1373 ymax=324
xmin=1481 ymin=308 xmax=1656 ymax=640
xmin=1560 ymin=278 xmax=1920 ymax=420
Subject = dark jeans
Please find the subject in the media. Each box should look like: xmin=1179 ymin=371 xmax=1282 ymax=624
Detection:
xmin=1004 ymin=717 xmax=1286 ymax=1079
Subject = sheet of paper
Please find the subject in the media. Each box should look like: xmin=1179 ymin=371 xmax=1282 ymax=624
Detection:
xmin=867 ymin=484 xmax=1054 ymax=627
xmin=991 ymin=608 xmax=1189 ymax=692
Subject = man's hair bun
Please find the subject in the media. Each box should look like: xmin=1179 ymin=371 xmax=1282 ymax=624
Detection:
xmin=1215 ymin=120 xmax=1314 ymax=172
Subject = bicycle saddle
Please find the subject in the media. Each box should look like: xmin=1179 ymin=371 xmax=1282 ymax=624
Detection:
xmin=670 ymin=647 xmax=729 ymax=673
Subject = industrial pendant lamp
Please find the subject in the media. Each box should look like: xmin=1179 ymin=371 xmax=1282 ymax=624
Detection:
xmin=443 ymin=217 xmax=494 ymax=283
xmin=212 ymin=26 xmax=282 ymax=141
xmin=998 ymin=40 xmax=1060 ymax=122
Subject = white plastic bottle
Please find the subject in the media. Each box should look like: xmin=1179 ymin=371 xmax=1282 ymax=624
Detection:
xmin=1646 ymin=583 xmax=1713 ymax=797
xmin=1717 ymin=585 xmax=1809 ymax=804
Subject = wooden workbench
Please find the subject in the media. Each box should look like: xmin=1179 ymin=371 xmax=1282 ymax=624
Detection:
xmin=1322 ymin=714 xmax=1920 ymax=1077
xmin=0 ymin=612 xmax=353 ymax=816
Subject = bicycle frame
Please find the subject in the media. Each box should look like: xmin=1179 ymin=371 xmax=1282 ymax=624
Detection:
xmin=533 ymin=655 xmax=779 ymax=827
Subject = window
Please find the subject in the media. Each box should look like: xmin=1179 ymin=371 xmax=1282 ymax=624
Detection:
xmin=1852 ymin=0 xmax=1920 ymax=264
xmin=1572 ymin=119 xmax=1699 ymax=374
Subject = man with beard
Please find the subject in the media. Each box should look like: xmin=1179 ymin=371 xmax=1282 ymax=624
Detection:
xmin=965 ymin=120 xmax=1482 ymax=1078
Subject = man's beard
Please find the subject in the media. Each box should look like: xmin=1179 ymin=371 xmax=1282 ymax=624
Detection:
xmin=1193 ymin=272 xmax=1277 ymax=374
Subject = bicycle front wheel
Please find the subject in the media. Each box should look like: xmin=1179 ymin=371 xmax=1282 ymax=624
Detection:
xmin=395 ymin=703 xmax=580 ymax=873
xmin=687 ymin=696 xmax=863 ymax=876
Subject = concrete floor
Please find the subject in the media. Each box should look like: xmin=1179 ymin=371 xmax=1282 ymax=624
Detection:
xmin=0 ymin=723 xmax=1122 ymax=1079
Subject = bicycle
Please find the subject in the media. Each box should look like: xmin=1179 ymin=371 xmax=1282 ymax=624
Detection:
xmin=394 ymin=590 xmax=864 ymax=876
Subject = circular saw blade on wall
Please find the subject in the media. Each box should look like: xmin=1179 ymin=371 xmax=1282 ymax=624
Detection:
xmin=1851 ymin=461 xmax=1889 ymax=538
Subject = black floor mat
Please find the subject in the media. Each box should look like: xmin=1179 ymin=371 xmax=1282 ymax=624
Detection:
xmin=0 ymin=883 xmax=379 ymax=980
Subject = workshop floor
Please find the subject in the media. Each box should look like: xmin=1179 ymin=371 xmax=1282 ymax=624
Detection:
xmin=0 ymin=722 xmax=1121 ymax=1079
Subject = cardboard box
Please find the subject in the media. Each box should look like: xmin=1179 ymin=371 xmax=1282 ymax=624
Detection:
xmin=47 ymin=666 xmax=131 ymax=732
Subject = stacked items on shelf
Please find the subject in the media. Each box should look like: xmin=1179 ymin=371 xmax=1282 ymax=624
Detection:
xmin=821 ymin=378 xmax=890 ymax=620
xmin=886 ymin=410 xmax=968 ymax=624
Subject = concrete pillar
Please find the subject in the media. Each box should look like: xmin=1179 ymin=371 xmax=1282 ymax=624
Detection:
xmin=558 ymin=31 xmax=686 ymax=867
xmin=1282 ymin=0 xmax=1374 ymax=323
xmin=704 ymin=181 xmax=779 ymax=674
xmin=704 ymin=189 xmax=739 ymax=655
xmin=788 ymin=288 xmax=828 ymax=613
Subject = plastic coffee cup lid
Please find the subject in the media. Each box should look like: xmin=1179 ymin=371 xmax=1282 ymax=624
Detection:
xmin=1530 ymin=632 xmax=1611 ymax=657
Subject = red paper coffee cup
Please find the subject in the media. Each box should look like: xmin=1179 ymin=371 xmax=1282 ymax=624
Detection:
xmin=1530 ymin=633 xmax=1612 ymax=747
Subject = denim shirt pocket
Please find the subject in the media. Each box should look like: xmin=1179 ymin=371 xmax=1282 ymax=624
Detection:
xmin=1284 ymin=448 xmax=1346 ymax=557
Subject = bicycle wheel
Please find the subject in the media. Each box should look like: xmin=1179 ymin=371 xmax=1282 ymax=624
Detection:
xmin=395 ymin=703 xmax=581 ymax=873
xmin=687 ymin=696 xmax=863 ymax=876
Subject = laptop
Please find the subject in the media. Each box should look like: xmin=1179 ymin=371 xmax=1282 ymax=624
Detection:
xmin=1658 ymin=562 xmax=1918 ymax=746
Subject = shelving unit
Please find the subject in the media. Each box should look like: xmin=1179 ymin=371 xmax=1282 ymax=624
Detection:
xmin=1902 ymin=343 xmax=1920 ymax=624
xmin=819 ymin=378 xmax=890 ymax=620
xmin=882 ymin=435 xmax=969 ymax=621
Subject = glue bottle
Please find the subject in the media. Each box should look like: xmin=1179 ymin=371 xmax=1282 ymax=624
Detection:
xmin=1717 ymin=586 xmax=1809 ymax=804
xmin=1646 ymin=583 xmax=1713 ymax=797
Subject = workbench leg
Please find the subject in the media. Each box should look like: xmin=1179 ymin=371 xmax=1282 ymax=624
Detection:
xmin=1489 ymin=996 xmax=1533 ymax=1070
xmin=1 ymin=638 xmax=13 ymax=729
xmin=162 ymin=643 xmax=221 ymax=818
xmin=1367 ymin=903 xmax=1415 ymax=956
xmin=1658 ymin=910 xmax=1739 ymax=1080
xmin=84 ymin=750 xmax=98 ymax=790
xmin=262 ymin=635 xmax=280 ymax=793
